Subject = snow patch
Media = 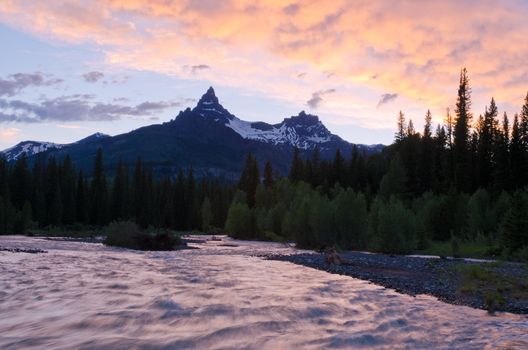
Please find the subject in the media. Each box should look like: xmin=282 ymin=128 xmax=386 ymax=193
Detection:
xmin=226 ymin=117 xmax=331 ymax=149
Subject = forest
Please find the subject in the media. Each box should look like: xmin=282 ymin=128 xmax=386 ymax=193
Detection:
xmin=0 ymin=69 xmax=527 ymax=259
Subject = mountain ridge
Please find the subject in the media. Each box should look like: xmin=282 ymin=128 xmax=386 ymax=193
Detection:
xmin=1 ymin=87 xmax=384 ymax=177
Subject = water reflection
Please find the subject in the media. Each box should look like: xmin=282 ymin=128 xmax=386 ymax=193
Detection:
xmin=0 ymin=236 xmax=527 ymax=349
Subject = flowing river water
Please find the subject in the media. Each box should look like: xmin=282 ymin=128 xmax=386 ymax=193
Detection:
xmin=0 ymin=235 xmax=527 ymax=349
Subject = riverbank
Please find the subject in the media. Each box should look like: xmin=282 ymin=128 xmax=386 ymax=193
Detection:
xmin=266 ymin=251 xmax=528 ymax=314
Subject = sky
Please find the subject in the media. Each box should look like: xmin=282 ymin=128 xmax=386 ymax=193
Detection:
xmin=1 ymin=0 xmax=528 ymax=150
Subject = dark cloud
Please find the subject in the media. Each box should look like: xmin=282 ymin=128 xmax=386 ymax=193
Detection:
xmin=306 ymin=89 xmax=336 ymax=109
xmin=283 ymin=3 xmax=300 ymax=15
xmin=0 ymin=72 xmax=63 ymax=97
xmin=0 ymin=95 xmax=182 ymax=123
xmin=184 ymin=64 xmax=211 ymax=74
xmin=82 ymin=71 xmax=105 ymax=83
xmin=377 ymin=93 xmax=398 ymax=107
xmin=297 ymin=72 xmax=307 ymax=79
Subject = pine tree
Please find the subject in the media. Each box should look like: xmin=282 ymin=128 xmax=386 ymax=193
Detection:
xmin=89 ymin=148 xmax=108 ymax=226
xmin=519 ymin=92 xmax=528 ymax=188
xmin=493 ymin=113 xmax=511 ymax=192
xmin=378 ymin=153 xmax=408 ymax=199
xmin=75 ymin=170 xmax=87 ymax=224
xmin=432 ymin=124 xmax=447 ymax=191
xmin=331 ymin=149 xmax=345 ymax=186
xmin=510 ymin=114 xmax=524 ymax=190
xmin=501 ymin=192 xmax=528 ymax=253
xmin=45 ymin=157 xmax=62 ymax=226
xmin=132 ymin=157 xmax=144 ymax=222
xmin=263 ymin=161 xmax=274 ymax=188
xmin=10 ymin=154 xmax=31 ymax=210
xmin=185 ymin=166 xmax=198 ymax=228
xmin=60 ymin=155 xmax=77 ymax=224
xmin=112 ymin=158 xmax=128 ymax=220
xmin=453 ymin=68 xmax=472 ymax=192
xmin=476 ymin=98 xmax=498 ymax=189
xmin=173 ymin=169 xmax=186 ymax=230
xmin=407 ymin=119 xmax=416 ymax=137
xmin=289 ymin=148 xmax=304 ymax=182
xmin=419 ymin=110 xmax=434 ymax=192
xmin=395 ymin=111 xmax=406 ymax=143
xmin=238 ymin=153 xmax=260 ymax=208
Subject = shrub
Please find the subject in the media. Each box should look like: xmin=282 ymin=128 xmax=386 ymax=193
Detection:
xmin=224 ymin=202 xmax=252 ymax=239
xmin=105 ymin=221 xmax=180 ymax=250
xmin=369 ymin=196 xmax=415 ymax=254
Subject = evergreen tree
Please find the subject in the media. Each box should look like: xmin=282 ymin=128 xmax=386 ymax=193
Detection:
xmin=419 ymin=110 xmax=434 ymax=192
xmin=331 ymin=149 xmax=346 ymax=186
xmin=493 ymin=113 xmax=511 ymax=192
xmin=10 ymin=154 xmax=31 ymax=211
xmin=378 ymin=153 xmax=407 ymax=199
xmin=111 ymin=158 xmax=129 ymax=220
xmin=89 ymin=148 xmax=108 ymax=226
xmin=238 ymin=153 xmax=260 ymax=208
xmin=289 ymin=147 xmax=304 ymax=182
xmin=263 ymin=161 xmax=274 ymax=188
xmin=173 ymin=169 xmax=186 ymax=230
xmin=60 ymin=156 xmax=77 ymax=224
xmin=132 ymin=157 xmax=145 ymax=222
xmin=432 ymin=124 xmax=447 ymax=191
xmin=185 ymin=166 xmax=198 ymax=228
xmin=453 ymin=68 xmax=472 ymax=192
xmin=501 ymin=192 xmax=528 ymax=253
xmin=510 ymin=114 xmax=524 ymax=190
xmin=75 ymin=170 xmax=87 ymax=224
xmin=476 ymin=98 xmax=498 ymax=188
xmin=45 ymin=157 xmax=62 ymax=226
xmin=395 ymin=111 xmax=406 ymax=143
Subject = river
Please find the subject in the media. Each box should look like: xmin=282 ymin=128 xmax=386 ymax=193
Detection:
xmin=1 ymin=236 xmax=527 ymax=349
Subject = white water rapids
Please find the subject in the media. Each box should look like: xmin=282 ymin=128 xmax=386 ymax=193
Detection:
xmin=0 ymin=236 xmax=527 ymax=349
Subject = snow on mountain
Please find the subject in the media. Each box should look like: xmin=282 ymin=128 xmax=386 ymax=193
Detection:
xmin=1 ymin=141 xmax=65 ymax=161
xmin=190 ymin=87 xmax=341 ymax=150
xmin=1 ymin=132 xmax=110 ymax=161
xmin=226 ymin=112 xmax=334 ymax=149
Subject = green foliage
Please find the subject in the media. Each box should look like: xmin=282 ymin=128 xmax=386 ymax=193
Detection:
xmin=500 ymin=192 xmax=528 ymax=255
xmin=467 ymin=189 xmax=494 ymax=239
xmin=225 ymin=201 xmax=252 ymax=239
xmin=369 ymin=197 xmax=416 ymax=254
xmin=333 ymin=189 xmax=368 ymax=249
xmin=378 ymin=153 xmax=407 ymax=199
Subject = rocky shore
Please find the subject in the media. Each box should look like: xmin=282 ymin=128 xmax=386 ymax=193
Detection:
xmin=267 ymin=251 xmax=528 ymax=314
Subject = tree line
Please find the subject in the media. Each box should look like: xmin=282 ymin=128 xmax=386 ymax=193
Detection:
xmin=0 ymin=149 xmax=233 ymax=234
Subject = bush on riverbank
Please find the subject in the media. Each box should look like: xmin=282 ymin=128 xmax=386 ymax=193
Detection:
xmin=105 ymin=221 xmax=181 ymax=250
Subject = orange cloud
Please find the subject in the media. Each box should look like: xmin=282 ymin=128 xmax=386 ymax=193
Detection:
xmin=1 ymin=0 xmax=528 ymax=129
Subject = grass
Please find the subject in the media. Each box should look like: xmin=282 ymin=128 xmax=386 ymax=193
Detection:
xmin=416 ymin=240 xmax=499 ymax=259
xmin=454 ymin=263 xmax=528 ymax=313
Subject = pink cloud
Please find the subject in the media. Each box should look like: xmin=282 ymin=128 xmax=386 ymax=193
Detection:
xmin=1 ymin=0 xmax=527 ymax=129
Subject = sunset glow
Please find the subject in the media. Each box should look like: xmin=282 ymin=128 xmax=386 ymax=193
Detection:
xmin=1 ymin=0 xmax=528 ymax=147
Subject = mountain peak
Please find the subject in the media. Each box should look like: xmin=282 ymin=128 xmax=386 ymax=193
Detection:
xmin=283 ymin=111 xmax=320 ymax=126
xmin=191 ymin=86 xmax=234 ymax=121
xmin=196 ymin=86 xmax=219 ymax=107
